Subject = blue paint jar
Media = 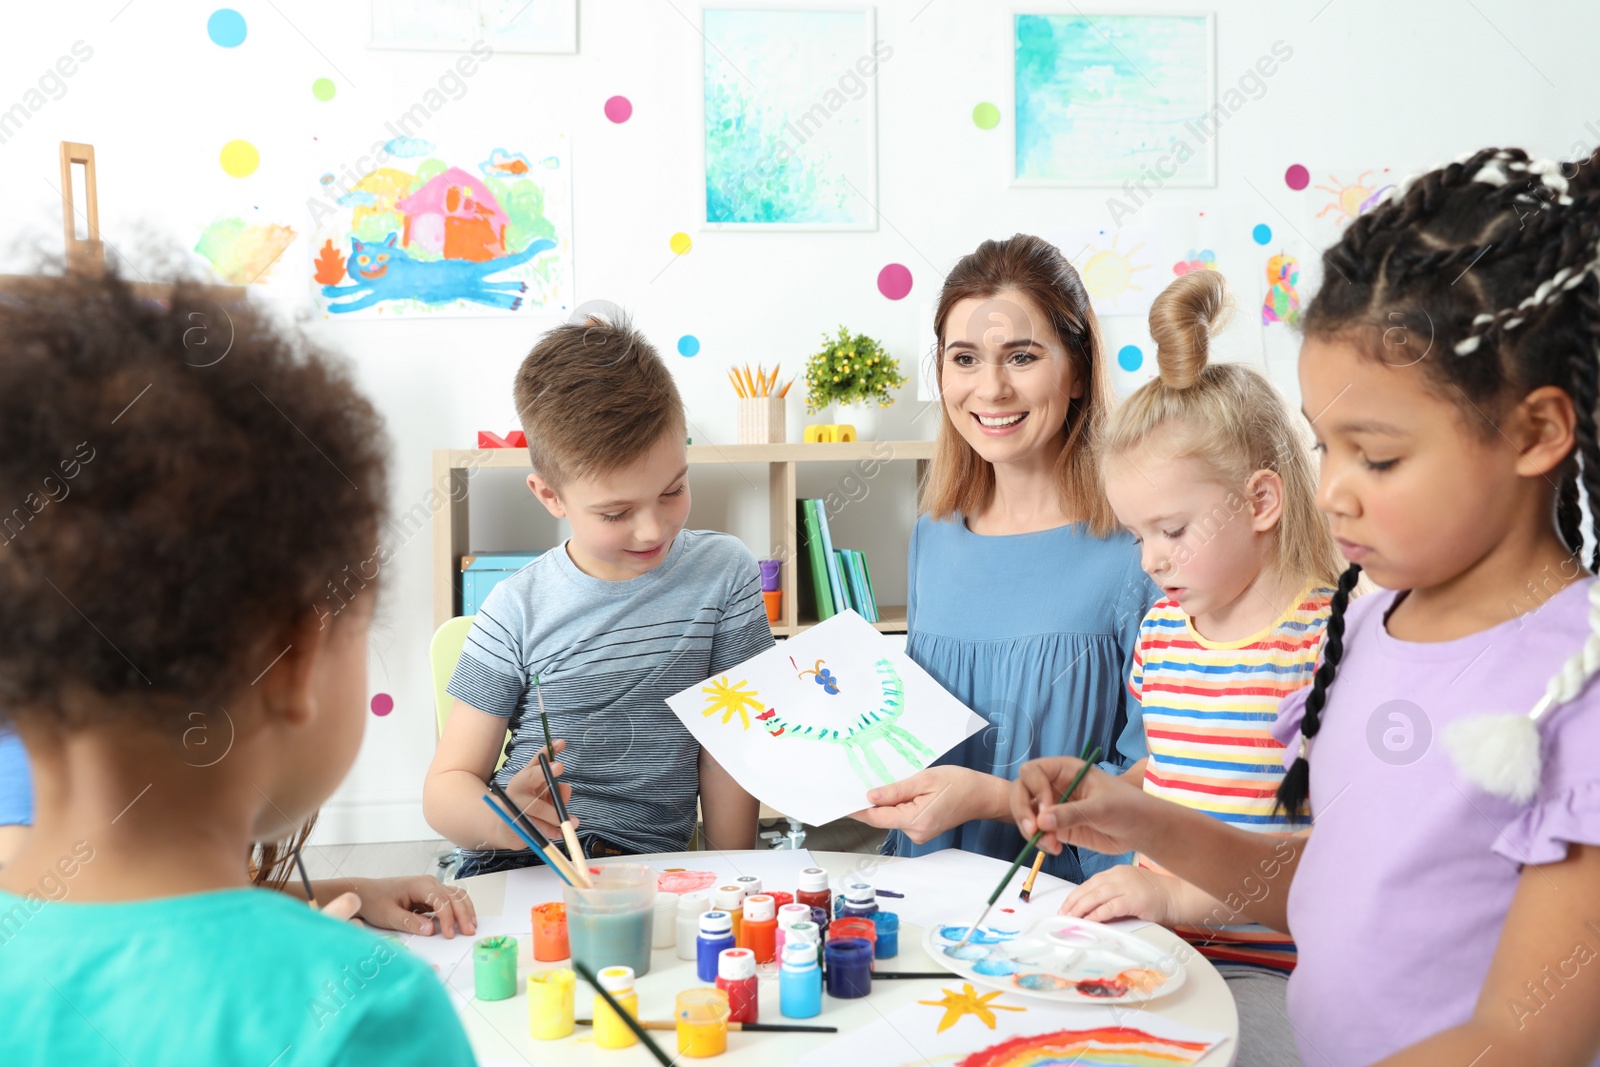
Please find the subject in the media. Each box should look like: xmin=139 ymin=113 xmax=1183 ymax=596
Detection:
xmin=839 ymin=882 xmax=878 ymax=918
xmin=779 ymin=941 xmax=822 ymax=1018
xmin=871 ymin=910 xmax=899 ymax=959
xmin=824 ymin=937 xmax=873 ymax=999
xmin=809 ymin=905 xmax=829 ymax=936
xmin=696 ymin=910 xmax=736 ymax=984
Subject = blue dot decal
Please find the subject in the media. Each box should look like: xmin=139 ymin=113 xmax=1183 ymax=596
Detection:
xmin=677 ymin=335 xmax=701 ymax=357
xmin=207 ymin=9 xmax=247 ymax=47
xmin=1117 ymin=344 xmax=1143 ymax=372
xmin=1251 ymin=223 xmax=1273 ymax=245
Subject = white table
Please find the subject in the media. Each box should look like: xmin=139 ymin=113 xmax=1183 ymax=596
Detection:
xmin=452 ymin=850 xmax=1239 ymax=1065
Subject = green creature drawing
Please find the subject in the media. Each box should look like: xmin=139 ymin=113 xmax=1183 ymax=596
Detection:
xmin=698 ymin=657 xmax=934 ymax=788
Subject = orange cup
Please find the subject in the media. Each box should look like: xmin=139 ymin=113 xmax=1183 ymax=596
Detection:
xmin=762 ymin=590 xmax=782 ymax=624
xmin=532 ymin=902 xmax=570 ymax=961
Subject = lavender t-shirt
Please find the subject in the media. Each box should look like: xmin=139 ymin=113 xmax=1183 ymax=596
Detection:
xmin=1271 ymin=579 xmax=1600 ymax=1067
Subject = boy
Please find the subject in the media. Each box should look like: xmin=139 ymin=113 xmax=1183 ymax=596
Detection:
xmin=424 ymin=315 xmax=770 ymax=875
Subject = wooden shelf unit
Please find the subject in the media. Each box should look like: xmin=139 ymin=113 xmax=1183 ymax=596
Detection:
xmin=432 ymin=440 xmax=934 ymax=635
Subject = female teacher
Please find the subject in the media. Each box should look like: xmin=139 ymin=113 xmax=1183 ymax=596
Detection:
xmin=854 ymin=234 xmax=1157 ymax=881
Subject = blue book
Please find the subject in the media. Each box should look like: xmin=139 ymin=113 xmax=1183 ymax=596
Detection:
xmin=814 ymin=503 xmax=848 ymax=615
xmin=838 ymin=549 xmax=876 ymax=622
xmin=850 ymin=549 xmax=880 ymax=622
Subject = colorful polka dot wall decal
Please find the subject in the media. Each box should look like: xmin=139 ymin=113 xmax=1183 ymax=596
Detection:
xmin=370 ymin=693 xmax=394 ymax=717
xmin=669 ymin=231 xmax=693 ymax=255
xmin=219 ymin=140 xmax=259 ymax=178
xmin=1285 ymin=163 xmax=1309 ymax=191
xmin=1252 ymin=223 xmax=1273 ymax=245
xmin=878 ymin=263 xmax=913 ymax=300
xmin=312 ymin=77 xmax=337 ymax=102
xmin=604 ymin=95 xmax=633 ymax=123
xmin=207 ymin=8 xmax=247 ymax=47
xmin=972 ymin=102 xmax=1001 ymax=130
xmin=677 ymin=335 xmax=701 ymax=357
xmin=1117 ymin=344 xmax=1144 ymax=372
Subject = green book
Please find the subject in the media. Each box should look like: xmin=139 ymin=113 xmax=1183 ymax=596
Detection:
xmin=834 ymin=549 xmax=860 ymax=614
xmin=855 ymin=549 xmax=880 ymax=622
xmin=798 ymin=498 xmax=835 ymax=620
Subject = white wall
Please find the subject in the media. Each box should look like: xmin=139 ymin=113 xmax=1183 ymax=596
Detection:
xmin=4 ymin=0 xmax=1594 ymax=842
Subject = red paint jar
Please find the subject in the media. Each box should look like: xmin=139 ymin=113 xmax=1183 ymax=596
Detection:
xmin=796 ymin=868 xmax=830 ymax=915
xmin=716 ymin=948 xmax=759 ymax=1024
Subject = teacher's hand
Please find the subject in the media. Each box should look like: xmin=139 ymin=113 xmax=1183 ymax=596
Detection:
xmin=850 ymin=766 xmax=1010 ymax=844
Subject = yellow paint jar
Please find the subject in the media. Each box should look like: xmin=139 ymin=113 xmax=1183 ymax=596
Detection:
xmin=676 ymin=987 xmax=730 ymax=1058
xmin=527 ymin=968 xmax=576 ymax=1041
xmin=593 ymin=966 xmax=639 ymax=1049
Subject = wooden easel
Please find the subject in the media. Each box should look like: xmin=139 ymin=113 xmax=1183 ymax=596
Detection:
xmin=0 ymin=141 xmax=246 ymax=301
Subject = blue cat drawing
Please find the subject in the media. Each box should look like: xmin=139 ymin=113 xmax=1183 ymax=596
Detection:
xmin=321 ymin=234 xmax=557 ymax=313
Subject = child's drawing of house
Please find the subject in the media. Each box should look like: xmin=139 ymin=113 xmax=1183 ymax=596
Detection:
xmin=397 ymin=167 xmax=508 ymax=262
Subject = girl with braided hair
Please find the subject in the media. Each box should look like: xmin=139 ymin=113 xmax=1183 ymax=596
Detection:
xmin=1010 ymin=147 xmax=1600 ymax=1066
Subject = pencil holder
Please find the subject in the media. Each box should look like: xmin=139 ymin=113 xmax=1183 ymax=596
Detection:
xmin=738 ymin=396 xmax=785 ymax=445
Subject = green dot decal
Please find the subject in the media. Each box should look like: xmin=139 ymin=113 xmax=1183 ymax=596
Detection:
xmin=972 ymin=102 xmax=1001 ymax=130
xmin=312 ymin=78 xmax=336 ymax=102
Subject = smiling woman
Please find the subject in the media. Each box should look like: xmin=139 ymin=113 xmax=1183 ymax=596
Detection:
xmin=851 ymin=234 xmax=1158 ymax=882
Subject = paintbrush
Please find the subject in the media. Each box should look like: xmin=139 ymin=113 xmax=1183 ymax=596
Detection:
xmin=949 ymin=742 xmax=1101 ymax=954
xmin=576 ymin=1019 xmax=838 ymax=1033
xmin=291 ymin=845 xmax=319 ymax=909
xmin=485 ymin=780 xmax=587 ymax=888
xmin=871 ymin=972 xmax=958 ymax=980
xmin=1019 ymin=850 xmax=1046 ymax=903
xmin=538 ymin=750 xmax=591 ymax=887
xmin=480 ymin=792 xmax=582 ymax=889
xmin=573 ymin=961 xmax=676 ymax=1067
xmin=534 ymin=673 xmax=554 ymax=758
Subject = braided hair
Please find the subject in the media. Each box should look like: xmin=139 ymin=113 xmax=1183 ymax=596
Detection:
xmin=1274 ymin=146 xmax=1600 ymax=818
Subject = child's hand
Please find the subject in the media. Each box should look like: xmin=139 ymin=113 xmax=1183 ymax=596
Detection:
xmin=851 ymin=766 xmax=1008 ymax=843
xmin=346 ymin=876 xmax=478 ymax=938
xmin=1011 ymin=757 xmax=1149 ymax=857
xmin=1062 ymin=865 xmax=1180 ymax=925
xmin=504 ymin=737 xmax=575 ymax=842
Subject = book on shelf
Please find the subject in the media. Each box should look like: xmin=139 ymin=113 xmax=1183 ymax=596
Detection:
xmin=835 ymin=548 xmax=879 ymax=622
xmin=813 ymin=500 xmax=848 ymax=614
xmin=797 ymin=498 xmax=835 ymax=621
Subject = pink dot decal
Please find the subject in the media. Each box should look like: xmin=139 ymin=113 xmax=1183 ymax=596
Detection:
xmin=604 ymin=95 xmax=633 ymax=123
xmin=370 ymin=693 xmax=394 ymax=717
xmin=1285 ymin=164 xmax=1310 ymax=191
xmin=877 ymin=263 xmax=912 ymax=301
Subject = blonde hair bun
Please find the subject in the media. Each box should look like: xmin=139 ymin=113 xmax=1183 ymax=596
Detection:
xmin=1149 ymin=270 xmax=1232 ymax=390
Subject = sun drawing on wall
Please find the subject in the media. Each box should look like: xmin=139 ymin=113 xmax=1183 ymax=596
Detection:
xmin=1075 ymin=233 xmax=1150 ymax=304
xmin=697 ymin=658 xmax=936 ymax=787
xmin=1315 ymin=169 xmax=1396 ymax=227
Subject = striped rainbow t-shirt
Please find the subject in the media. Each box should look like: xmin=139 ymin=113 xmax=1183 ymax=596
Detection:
xmin=1129 ymin=582 xmax=1334 ymax=974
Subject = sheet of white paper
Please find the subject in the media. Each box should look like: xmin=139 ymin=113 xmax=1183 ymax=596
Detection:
xmin=787 ymin=986 xmax=1228 ymax=1066
xmin=873 ymin=848 xmax=1151 ymax=934
xmin=499 ymin=849 xmax=822 ymax=921
xmin=666 ymin=611 xmax=986 ymax=824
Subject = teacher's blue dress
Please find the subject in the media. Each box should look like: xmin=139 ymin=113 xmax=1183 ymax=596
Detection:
xmin=886 ymin=513 xmax=1158 ymax=881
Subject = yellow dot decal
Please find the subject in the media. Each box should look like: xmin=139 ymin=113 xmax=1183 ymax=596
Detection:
xmin=669 ymin=231 xmax=692 ymax=255
xmin=220 ymin=140 xmax=259 ymax=178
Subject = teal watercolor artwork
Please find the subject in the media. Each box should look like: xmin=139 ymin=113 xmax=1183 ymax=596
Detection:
xmin=701 ymin=7 xmax=880 ymax=229
xmin=666 ymin=610 xmax=984 ymax=824
xmin=1013 ymin=14 xmax=1216 ymax=187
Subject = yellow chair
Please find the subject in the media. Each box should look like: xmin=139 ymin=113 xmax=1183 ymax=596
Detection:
xmin=429 ymin=615 xmax=510 ymax=772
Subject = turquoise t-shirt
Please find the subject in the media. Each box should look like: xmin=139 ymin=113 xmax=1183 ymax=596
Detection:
xmin=0 ymin=884 xmax=475 ymax=1066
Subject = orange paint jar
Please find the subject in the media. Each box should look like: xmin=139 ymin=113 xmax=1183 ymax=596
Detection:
xmin=532 ymin=902 xmax=569 ymax=961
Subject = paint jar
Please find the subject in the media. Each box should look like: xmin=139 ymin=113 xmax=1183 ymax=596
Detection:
xmin=652 ymin=892 xmax=680 ymax=949
xmin=716 ymin=947 xmax=759 ymax=1024
xmin=767 ymin=890 xmax=794 ymax=911
xmin=527 ymin=968 xmax=576 ymax=1040
xmin=676 ymin=891 xmax=711 ymax=961
xmin=840 ymin=882 xmax=878 ymax=918
xmin=741 ymin=894 xmax=778 ymax=965
xmin=696 ymin=910 xmax=737 ymax=983
xmin=776 ymin=902 xmax=812 ymax=956
xmin=872 ymin=911 xmax=900 ymax=959
xmin=809 ymin=905 xmax=830 ymax=938
xmin=675 ymin=987 xmax=730 ymax=1058
xmin=531 ymin=902 xmax=569 ymax=962
xmin=714 ymin=885 xmax=745 ymax=945
xmin=796 ymin=867 xmax=831 ymax=915
xmin=828 ymin=916 xmax=878 ymax=968
xmin=735 ymin=874 xmax=762 ymax=898
xmin=779 ymin=940 xmax=822 ymax=1019
xmin=564 ymin=863 xmax=655 ymax=977
xmin=824 ymin=938 xmax=873 ymax=999
xmin=473 ymin=935 xmax=518 ymax=1001
xmin=592 ymin=965 xmax=639 ymax=1049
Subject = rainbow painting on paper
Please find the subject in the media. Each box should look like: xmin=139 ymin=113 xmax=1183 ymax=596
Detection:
xmin=958 ymin=1026 xmax=1215 ymax=1067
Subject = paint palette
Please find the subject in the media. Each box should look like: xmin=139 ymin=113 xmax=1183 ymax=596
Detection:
xmin=925 ymin=916 xmax=1187 ymax=1004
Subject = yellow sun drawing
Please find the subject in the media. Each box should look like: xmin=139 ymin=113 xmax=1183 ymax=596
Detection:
xmin=1077 ymin=233 xmax=1150 ymax=303
xmin=700 ymin=676 xmax=764 ymax=730
xmin=917 ymin=982 xmax=1027 ymax=1033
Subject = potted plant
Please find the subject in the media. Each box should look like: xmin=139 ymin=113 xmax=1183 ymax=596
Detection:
xmin=803 ymin=326 xmax=907 ymax=440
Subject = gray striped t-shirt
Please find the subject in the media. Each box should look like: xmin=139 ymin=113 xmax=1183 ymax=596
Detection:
xmin=447 ymin=529 xmax=774 ymax=862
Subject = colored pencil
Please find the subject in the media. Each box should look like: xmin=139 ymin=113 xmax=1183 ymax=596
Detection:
xmin=291 ymin=845 xmax=319 ymax=909
xmin=573 ymin=962 xmax=676 ymax=1067
xmin=950 ymin=741 xmax=1100 ymax=953
xmin=1019 ymin=850 xmax=1046 ymax=902
xmin=576 ymin=1019 xmax=838 ymax=1033
xmin=479 ymin=793 xmax=580 ymax=889
xmin=778 ymin=375 xmax=795 ymax=399
xmin=538 ymin=750 xmax=591 ymax=887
